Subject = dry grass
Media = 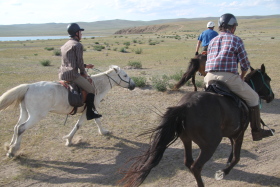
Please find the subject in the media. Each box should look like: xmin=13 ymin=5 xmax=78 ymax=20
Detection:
xmin=0 ymin=17 xmax=279 ymax=187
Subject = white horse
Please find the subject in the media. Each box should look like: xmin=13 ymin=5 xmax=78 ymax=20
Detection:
xmin=0 ymin=65 xmax=135 ymax=157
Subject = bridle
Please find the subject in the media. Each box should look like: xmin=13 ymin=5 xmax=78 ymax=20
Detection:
xmin=248 ymin=70 xmax=273 ymax=97
xmin=92 ymin=68 xmax=131 ymax=89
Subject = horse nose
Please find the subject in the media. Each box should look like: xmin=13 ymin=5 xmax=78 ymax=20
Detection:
xmin=129 ymin=82 xmax=135 ymax=90
xmin=266 ymin=92 xmax=274 ymax=103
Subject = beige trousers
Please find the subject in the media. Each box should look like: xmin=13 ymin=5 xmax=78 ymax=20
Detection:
xmin=204 ymin=72 xmax=259 ymax=106
xmin=73 ymin=76 xmax=95 ymax=93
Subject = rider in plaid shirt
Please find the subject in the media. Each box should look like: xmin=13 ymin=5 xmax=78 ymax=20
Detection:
xmin=206 ymin=30 xmax=250 ymax=75
xmin=204 ymin=13 xmax=274 ymax=141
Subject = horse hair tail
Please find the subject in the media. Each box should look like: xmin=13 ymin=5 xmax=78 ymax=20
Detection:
xmin=0 ymin=84 xmax=29 ymax=111
xmin=118 ymin=105 xmax=185 ymax=187
xmin=174 ymin=58 xmax=200 ymax=90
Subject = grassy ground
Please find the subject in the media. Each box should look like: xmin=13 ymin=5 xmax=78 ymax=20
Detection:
xmin=0 ymin=17 xmax=279 ymax=187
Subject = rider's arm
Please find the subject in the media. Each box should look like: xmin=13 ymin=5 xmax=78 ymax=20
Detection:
xmin=196 ymin=40 xmax=202 ymax=53
xmin=240 ymin=70 xmax=247 ymax=81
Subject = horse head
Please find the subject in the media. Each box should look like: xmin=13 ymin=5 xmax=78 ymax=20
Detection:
xmin=245 ymin=64 xmax=274 ymax=103
xmin=108 ymin=65 xmax=135 ymax=90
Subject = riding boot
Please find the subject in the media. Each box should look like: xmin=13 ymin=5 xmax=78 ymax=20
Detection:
xmin=86 ymin=93 xmax=102 ymax=120
xmin=249 ymin=105 xmax=274 ymax=141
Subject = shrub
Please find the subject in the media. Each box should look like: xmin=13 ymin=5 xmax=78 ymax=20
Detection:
xmin=119 ymin=47 xmax=126 ymax=53
xmin=124 ymin=41 xmax=130 ymax=47
xmin=53 ymin=49 xmax=61 ymax=56
xmin=131 ymin=76 xmax=146 ymax=87
xmin=128 ymin=61 xmax=142 ymax=69
xmin=44 ymin=47 xmax=54 ymax=51
xmin=40 ymin=60 xmax=51 ymax=66
xmin=135 ymin=48 xmax=143 ymax=54
xmin=151 ymin=77 xmax=168 ymax=92
xmin=93 ymin=45 xmax=104 ymax=51
xmin=169 ymin=70 xmax=184 ymax=81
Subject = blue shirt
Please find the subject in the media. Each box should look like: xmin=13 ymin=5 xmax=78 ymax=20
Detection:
xmin=197 ymin=29 xmax=218 ymax=47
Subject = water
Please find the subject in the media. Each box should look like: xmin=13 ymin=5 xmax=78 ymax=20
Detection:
xmin=0 ymin=36 xmax=98 ymax=41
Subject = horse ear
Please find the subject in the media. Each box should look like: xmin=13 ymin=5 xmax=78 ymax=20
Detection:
xmin=261 ymin=64 xmax=266 ymax=73
xmin=250 ymin=66 xmax=254 ymax=71
xmin=110 ymin=65 xmax=120 ymax=73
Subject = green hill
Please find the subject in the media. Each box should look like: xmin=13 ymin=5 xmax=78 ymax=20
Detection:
xmin=0 ymin=15 xmax=279 ymax=37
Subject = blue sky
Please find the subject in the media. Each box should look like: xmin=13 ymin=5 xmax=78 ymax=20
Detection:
xmin=0 ymin=0 xmax=279 ymax=25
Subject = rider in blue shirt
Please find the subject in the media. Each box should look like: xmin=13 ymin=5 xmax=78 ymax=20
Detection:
xmin=195 ymin=21 xmax=218 ymax=55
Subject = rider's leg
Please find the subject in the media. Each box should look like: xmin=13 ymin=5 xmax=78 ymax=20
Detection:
xmin=249 ymin=105 xmax=274 ymax=141
xmin=205 ymin=72 xmax=275 ymax=141
xmin=73 ymin=76 xmax=102 ymax=120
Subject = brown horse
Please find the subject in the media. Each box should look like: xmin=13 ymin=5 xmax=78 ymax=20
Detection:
xmin=119 ymin=64 xmax=274 ymax=187
xmin=174 ymin=54 xmax=206 ymax=91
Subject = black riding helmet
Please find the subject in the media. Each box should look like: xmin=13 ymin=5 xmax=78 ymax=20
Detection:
xmin=218 ymin=13 xmax=238 ymax=27
xmin=67 ymin=23 xmax=84 ymax=37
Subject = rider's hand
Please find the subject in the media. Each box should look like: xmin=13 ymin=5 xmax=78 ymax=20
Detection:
xmin=195 ymin=52 xmax=199 ymax=55
xmin=86 ymin=64 xmax=94 ymax=69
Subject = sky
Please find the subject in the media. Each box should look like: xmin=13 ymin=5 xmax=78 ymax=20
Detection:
xmin=0 ymin=0 xmax=279 ymax=25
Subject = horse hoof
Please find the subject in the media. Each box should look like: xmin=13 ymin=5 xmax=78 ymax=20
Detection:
xmin=99 ymin=130 xmax=110 ymax=135
xmin=6 ymin=152 xmax=14 ymax=158
xmin=215 ymin=170 xmax=225 ymax=180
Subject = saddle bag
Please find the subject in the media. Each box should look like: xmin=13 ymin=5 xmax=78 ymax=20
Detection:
xmin=59 ymin=81 xmax=84 ymax=107
xmin=68 ymin=87 xmax=84 ymax=107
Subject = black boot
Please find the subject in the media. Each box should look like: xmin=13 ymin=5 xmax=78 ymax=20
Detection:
xmin=249 ymin=105 xmax=274 ymax=141
xmin=86 ymin=93 xmax=102 ymax=120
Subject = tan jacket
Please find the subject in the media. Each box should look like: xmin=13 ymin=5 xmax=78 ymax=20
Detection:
xmin=59 ymin=38 xmax=86 ymax=81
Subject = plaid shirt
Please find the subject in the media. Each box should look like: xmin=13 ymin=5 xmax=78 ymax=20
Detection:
xmin=205 ymin=31 xmax=250 ymax=74
xmin=59 ymin=38 xmax=86 ymax=81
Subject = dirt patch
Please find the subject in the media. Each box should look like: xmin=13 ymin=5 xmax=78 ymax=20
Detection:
xmin=0 ymin=86 xmax=279 ymax=187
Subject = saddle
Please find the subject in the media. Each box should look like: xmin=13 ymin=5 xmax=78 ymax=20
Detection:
xmin=59 ymin=81 xmax=87 ymax=115
xmin=206 ymin=80 xmax=243 ymax=108
xmin=206 ymin=80 xmax=249 ymax=131
xmin=201 ymin=51 xmax=207 ymax=56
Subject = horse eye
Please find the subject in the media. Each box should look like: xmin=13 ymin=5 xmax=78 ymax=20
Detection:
xmin=124 ymin=74 xmax=127 ymax=77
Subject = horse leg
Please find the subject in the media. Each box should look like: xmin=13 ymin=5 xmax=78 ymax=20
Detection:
xmin=7 ymin=112 xmax=43 ymax=157
xmin=215 ymin=133 xmax=244 ymax=180
xmin=63 ymin=112 xmax=87 ymax=146
xmin=181 ymin=136 xmax=194 ymax=170
xmin=191 ymin=75 xmax=198 ymax=91
xmin=8 ymin=102 xmax=29 ymax=148
xmin=191 ymin=144 xmax=220 ymax=187
xmin=226 ymin=138 xmax=234 ymax=165
xmin=94 ymin=118 xmax=110 ymax=135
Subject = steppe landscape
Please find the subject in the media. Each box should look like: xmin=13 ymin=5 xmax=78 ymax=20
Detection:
xmin=0 ymin=16 xmax=279 ymax=186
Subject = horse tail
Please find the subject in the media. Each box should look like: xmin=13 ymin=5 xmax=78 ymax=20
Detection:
xmin=119 ymin=105 xmax=185 ymax=187
xmin=0 ymin=84 xmax=29 ymax=111
xmin=173 ymin=58 xmax=200 ymax=90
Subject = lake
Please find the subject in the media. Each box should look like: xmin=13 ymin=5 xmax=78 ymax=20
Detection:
xmin=0 ymin=36 xmax=98 ymax=41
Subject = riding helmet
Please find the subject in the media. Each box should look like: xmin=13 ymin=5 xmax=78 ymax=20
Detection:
xmin=218 ymin=13 xmax=238 ymax=27
xmin=67 ymin=23 xmax=84 ymax=37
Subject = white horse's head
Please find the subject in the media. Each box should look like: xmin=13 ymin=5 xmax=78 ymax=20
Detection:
xmin=108 ymin=65 xmax=135 ymax=90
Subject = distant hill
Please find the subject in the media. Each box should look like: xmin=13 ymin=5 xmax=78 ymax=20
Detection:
xmin=0 ymin=15 xmax=279 ymax=37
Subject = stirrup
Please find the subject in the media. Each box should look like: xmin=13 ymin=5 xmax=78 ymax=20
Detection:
xmin=252 ymin=129 xmax=274 ymax=141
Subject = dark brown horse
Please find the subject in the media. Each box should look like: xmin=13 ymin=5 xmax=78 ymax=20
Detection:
xmin=119 ymin=64 xmax=274 ymax=187
xmin=174 ymin=54 xmax=206 ymax=91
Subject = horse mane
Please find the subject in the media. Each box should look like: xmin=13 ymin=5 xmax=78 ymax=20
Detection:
xmin=244 ymin=69 xmax=257 ymax=83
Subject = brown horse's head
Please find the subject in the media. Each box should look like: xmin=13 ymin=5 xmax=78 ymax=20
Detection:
xmin=245 ymin=64 xmax=274 ymax=103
